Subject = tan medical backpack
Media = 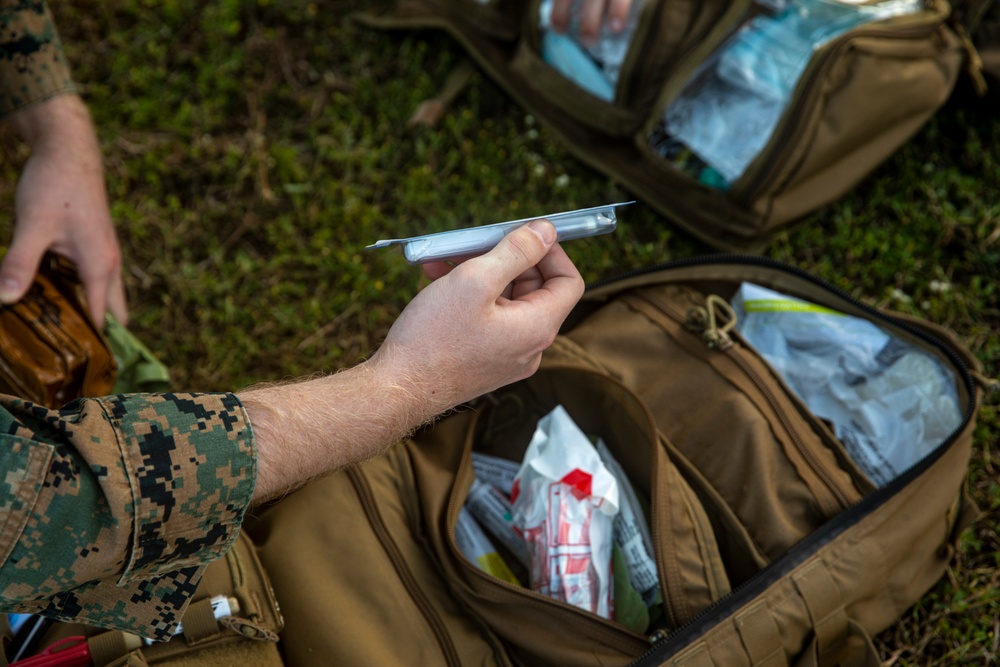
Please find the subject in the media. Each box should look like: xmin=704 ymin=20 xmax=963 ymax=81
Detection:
xmin=246 ymin=256 xmax=983 ymax=666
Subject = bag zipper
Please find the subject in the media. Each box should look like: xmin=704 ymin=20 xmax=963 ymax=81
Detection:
xmin=346 ymin=466 xmax=465 ymax=667
xmin=735 ymin=10 xmax=945 ymax=203
xmin=694 ymin=295 xmax=855 ymax=513
xmin=579 ymin=255 xmax=977 ymax=666
xmin=626 ymin=289 xmax=853 ymax=517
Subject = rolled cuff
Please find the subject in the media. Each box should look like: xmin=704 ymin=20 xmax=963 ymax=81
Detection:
xmin=0 ymin=2 xmax=77 ymax=116
xmin=96 ymin=393 xmax=257 ymax=584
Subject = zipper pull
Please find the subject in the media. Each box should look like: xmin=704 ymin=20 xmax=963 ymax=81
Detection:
xmin=648 ymin=627 xmax=671 ymax=645
xmin=685 ymin=294 xmax=737 ymax=350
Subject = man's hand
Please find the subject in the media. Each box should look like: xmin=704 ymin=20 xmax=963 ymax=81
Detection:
xmin=550 ymin=0 xmax=633 ymax=45
xmin=242 ymin=220 xmax=584 ymax=503
xmin=377 ymin=219 xmax=584 ymax=411
xmin=1 ymin=94 xmax=127 ymax=325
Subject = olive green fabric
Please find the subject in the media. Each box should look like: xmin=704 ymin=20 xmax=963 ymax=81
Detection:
xmin=105 ymin=315 xmax=171 ymax=394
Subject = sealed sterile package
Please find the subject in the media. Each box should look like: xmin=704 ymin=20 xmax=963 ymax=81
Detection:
xmin=472 ymin=451 xmax=520 ymax=496
xmin=730 ymin=282 xmax=963 ymax=487
xmin=511 ymin=405 xmax=620 ymax=619
xmin=466 ymin=477 xmax=531 ymax=568
xmin=366 ymin=202 xmax=629 ymax=264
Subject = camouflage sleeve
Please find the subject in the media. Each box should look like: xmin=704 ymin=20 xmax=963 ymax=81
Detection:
xmin=0 ymin=392 xmax=256 ymax=640
xmin=0 ymin=1 xmax=76 ymax=116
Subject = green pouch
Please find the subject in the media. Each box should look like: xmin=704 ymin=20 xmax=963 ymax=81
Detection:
xmin=105 ymin=316 xmax=171 ymax=394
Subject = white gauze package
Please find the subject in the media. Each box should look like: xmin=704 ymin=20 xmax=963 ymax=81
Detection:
xmin=511 ymin=405 xmax=620 ymax=618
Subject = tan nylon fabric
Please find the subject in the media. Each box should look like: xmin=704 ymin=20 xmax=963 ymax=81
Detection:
xmin=22 ymin=533 xmax=284 ymax=666
xmin=248 ymin=445 xmax=510 ymax=667
xmin=354 ymin=0 xmax=965 ymax=250
xmin=404 ymin=367 xmax=729 ymax=664
xmin=17 ymin=263 xmax=965 ymax=666
xmin=241 ymin=263 xmax=977 ymax=667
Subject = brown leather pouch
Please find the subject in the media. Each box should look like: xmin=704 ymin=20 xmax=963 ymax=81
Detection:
xmin=0 ymin=253 xmax=116 ymax=406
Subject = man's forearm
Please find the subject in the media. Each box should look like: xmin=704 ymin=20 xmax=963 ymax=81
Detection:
xmin=240 ymin=221 xmax=584 ymax=504
xmin=240 ymin=352 xmax=448 ymax=504
xmin=5 ymin=93 xmax=98 ymax=157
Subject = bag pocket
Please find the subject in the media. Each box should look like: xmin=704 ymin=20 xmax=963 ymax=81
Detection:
xmin=408 ymin=367 xmax=731 ymax=666
xmin=562 ymin=283 xmax=872 ymax=565
xmin=27 ymin=532 xmax=285 ymax=666
xmin=638 ymin=0 xmax=962 ymax=231
xmin=510 ymin=0 xmax=747 ymax=136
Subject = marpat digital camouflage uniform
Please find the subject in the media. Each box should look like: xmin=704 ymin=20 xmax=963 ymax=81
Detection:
xmin=0 ymin=3 xmax=259 ymax=642
xmin=0 ymin=0 xmax=75 ymax=116
xmin=0 ymin=394 xmax=257 ymax=640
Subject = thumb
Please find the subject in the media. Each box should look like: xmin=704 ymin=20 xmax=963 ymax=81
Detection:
xmin=0 ymin=234 xmax=47 ymax=306
xmin=483 ymin=219 xmax=557 ymax=285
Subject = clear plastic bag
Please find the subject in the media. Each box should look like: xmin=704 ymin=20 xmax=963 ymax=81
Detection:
xmin=654 ymin=0 xmax=923 ymax=185
xmin=730 ymin=282 xmax=963 ymax=486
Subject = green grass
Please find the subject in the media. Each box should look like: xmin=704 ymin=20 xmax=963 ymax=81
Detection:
xmin=1 ymin=1 xmax=997 ymax=663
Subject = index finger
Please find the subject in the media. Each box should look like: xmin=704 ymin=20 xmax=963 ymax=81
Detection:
xmin=509 ymin=242 xmax=585 ymax=319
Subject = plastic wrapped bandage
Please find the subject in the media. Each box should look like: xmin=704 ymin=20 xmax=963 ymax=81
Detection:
xmin=366 ymin=201 xmax=631 ymax=264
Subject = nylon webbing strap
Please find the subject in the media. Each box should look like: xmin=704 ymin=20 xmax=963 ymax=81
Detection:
xmin=671 ymin=642 xmax=714 ymax=667
xmin=792 ymin=560 xmax=848 ymax=658
xmin=181 ymin=597 xmax=223 ymax=644
xmin=87 ymin=631 xmax=132 ymax=667
xmin=735 ymin=602 xmax=788 ymax=667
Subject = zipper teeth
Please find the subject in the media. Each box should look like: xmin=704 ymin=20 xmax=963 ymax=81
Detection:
xmin=601 ymin=255 xmax=978 ymax=667
xmin=739 ymin=17 xmax=940 ymax=201
xmin=347 ymin=467 xmax=464 ymax=667
xmin=723 ymin=347 xmax=852 ymax=513
xmin=637 ymin=289 xmax=853 ymax=515
xmin=586 ymin=253 xmax=978 ymax=387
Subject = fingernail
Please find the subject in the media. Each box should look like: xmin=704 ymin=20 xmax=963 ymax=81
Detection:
xmin=0 ymin=277 xmax=20 ymax=302
xmin=528 ymin=220 xmax=556 ymax=245
xmin=610 ymin=17 xmax=624 ymax=32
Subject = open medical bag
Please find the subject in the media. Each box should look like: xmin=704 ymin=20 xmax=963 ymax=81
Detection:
xmin=354 ymin=0 xmax=999 ymax=250
xmin=245 ymin=256 xmax=983 ymax=666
